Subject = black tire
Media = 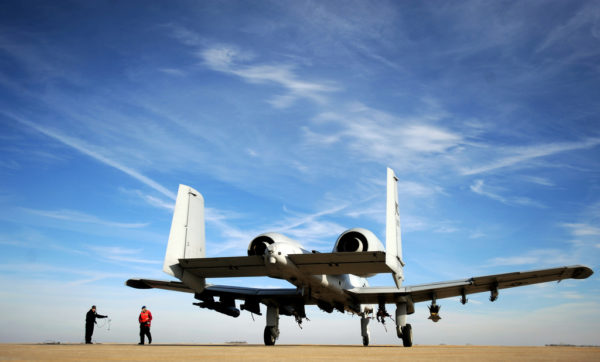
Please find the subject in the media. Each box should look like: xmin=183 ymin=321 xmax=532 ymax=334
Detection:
xmin=362 ymin=335 xmax=369 ymax=346
xmin=264 ymin=326 xmax=276 ymax=346
xmin=401 ymin=324 xmax=413 ymax=347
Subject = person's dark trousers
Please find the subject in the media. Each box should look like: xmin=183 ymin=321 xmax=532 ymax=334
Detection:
xmin=85 ymin=323 xmax=94 ymax=343
xmin=139 ymin=325 xmax=152 ymax=344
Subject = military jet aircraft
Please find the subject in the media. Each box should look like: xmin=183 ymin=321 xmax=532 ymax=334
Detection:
xmin=126 ymin=168 xmax=593 ymax=346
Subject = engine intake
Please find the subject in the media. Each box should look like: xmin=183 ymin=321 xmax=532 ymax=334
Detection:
xmin=333 ymin=228 xmax=385 ymax=277
xmin=333 ymin=228 xmax=384 ymax=253
xmin=336 ymin=232 xmax=368 ymax=252
xmin=247 ymin=235 xmax=274 ymax=256
xmin=247 ymin=232 xmax=305 ymax=256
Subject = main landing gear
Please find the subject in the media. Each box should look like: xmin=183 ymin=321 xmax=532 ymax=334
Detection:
xmin=366 ymin=302 xmax=413 ymax=347
xmin=264 ymin=326 xmax=279 ymax=346
xmin=395 ymin=303 xmax=413 ymax=347
xmin=399 ymin=323 xmax=413 ymax=347
xmin=264 ymin=305 xmax=280 ymax=346
xmin=361 ymin=316 xmax=370 ymax=346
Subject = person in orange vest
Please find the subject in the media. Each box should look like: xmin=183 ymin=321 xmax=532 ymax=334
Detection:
xmin=138 ymin=306 xmax=152 ymax=345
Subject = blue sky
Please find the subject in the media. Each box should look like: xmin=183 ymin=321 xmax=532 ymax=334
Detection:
xmin=0 ymin=0 xmax=599 ymax=345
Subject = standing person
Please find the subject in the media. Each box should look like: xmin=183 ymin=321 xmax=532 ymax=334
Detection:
xmin=138 ymin=306 xmax=152 ymax=345
xmin=85 ymin=305 xmax=108 ymax=344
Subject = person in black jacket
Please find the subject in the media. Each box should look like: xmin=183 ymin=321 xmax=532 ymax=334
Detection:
xmin=85 ymin=305 xmax=108 ymax=344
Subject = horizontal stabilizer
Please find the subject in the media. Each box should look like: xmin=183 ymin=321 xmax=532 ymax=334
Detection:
xmin=178 ymin=251 xmax=394 ymax=278
xmin=179 ymin=255 xmax=267 ymax=278
xmin=289 ymin=251 xmax=391 ymax=275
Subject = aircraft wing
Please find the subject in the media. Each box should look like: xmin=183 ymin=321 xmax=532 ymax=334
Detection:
xmin=126 ymin=278 xmax=303 ymax=305
xmin=347 ymin=265 xmax=593 ymax=304
xmin=177 ymin=251 xmax=393 ymax=278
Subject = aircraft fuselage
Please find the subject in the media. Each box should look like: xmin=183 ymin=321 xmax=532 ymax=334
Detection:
xmin=264 ymin=241 xmax=372 ymax=314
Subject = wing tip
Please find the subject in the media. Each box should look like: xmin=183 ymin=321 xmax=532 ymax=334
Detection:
xmin=571 ymin=266 xmax=594 ymax=279
xmin=126 ymin=279 xmax=153 ymax=289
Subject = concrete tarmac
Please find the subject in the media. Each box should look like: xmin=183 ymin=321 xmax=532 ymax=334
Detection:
xmin=0 ymin=344 xmax=598 ymax=361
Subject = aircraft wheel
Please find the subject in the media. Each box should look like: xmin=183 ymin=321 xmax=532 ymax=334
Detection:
xmin=264 ymin=326 xmax=277 ymax=346
xmin=401 ymin=324 xmax=412 ymax=347
xmin=362 ymin=335 xmax=369 ymax=346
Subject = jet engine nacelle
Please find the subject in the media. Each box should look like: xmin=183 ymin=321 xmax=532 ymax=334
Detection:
xmin=333 ymin=228 xmax=385 ymax=253
xmin=333 ymin=228 xmax=385 ymax=278
xmin=247 ymin=232 xmax=305 ymax=256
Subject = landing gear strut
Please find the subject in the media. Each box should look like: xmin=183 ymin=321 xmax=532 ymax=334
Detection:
xmin=360 ymin=316 xmax=370 ymax=346
xmin=395 ymin=303 xmax=413 ymax=347
xmin=264 ymin=305 xmax=280 ymax=346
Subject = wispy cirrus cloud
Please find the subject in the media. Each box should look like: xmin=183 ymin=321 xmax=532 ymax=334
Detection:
xmin=273 ymin=204 xmax=348 ymax=247
xmin=203 ymin=206 xmax=258 ymax=255
xmin=470 ymin=179 xmax=546 ymax=208
xmin=166 ymin=23 xmax=205 ymax=47
xmin=487 ymin=209 xmax=600 ymax=269
xmin=199 ymin=45 xmax=338 ymax=108
xmin=23 ymin=208 xmax=149 ymax=229
xmin=166 ymin=24 xmax=340 ymax=108
xmin=119 ymin=188 xmax=174 ymax=212
xmin=396 ymin=181 xmax=445 ymax=198
xmin=521 ymin=176 xmax=555 ymax=187
xmin=304 ymin=103 xmax=464 ymax=167
xmin=561 ymin=206 xmax=600 ymax=253
xmin=462 ymin=138 xmax=600 ymax=176
xmin=0 ymin=231 xmax=88 ymax=256
xmin=487 ymin=248 xmax=575 ymax=267
xmin=535 ymin=2 xmax=600 ymax=54
xmin=8 ymin=113 xmax=176 ymax=200
xmin=88 ymin=246 xmax=162 ymax=265
xmin=562 ymin=223 xmax=600 ymax=237
xmin=203 ymin=203 xmax=350 ymax=254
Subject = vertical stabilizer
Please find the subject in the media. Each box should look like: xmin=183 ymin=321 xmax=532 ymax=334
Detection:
xmin=162 ymin=184 xmax=206 ymax=292
xmin=385 ymin=168 xmax=404 ymax=288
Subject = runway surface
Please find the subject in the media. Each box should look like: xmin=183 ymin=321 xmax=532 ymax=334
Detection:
xmin=0 ymin=344 xmax=598 ymax=361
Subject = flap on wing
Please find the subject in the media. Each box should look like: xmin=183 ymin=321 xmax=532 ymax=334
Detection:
xmin=289 ymin=251 xmax=392 ymax=275
xmin=178 ymin=255 xmax=268 ymax=278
